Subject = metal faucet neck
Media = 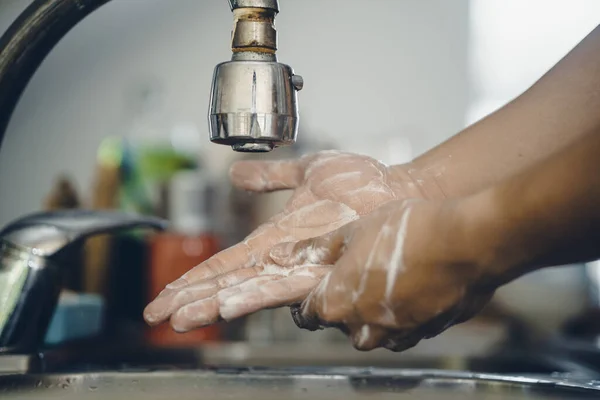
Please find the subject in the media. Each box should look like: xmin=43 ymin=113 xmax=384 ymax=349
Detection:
xmin=228 ymin=0 xmax=279 ymax=12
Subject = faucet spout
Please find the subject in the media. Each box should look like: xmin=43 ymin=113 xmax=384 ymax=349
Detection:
xmin=209 ymin=0 xmax=304 ymax=153
xmin=0 ymin=0 xmax=111 ymax=153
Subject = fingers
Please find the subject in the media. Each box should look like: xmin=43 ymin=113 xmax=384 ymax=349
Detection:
xmin=269 ymin=225 xmax=351 ymax=267
xmin=143 ymin=280 xmax=220 ymax=326
xmin=229 ymin=159 xmax=304 ymax=192
xmin=349 ymin=324 xmax=390 ymax=351
xmin=384 ymin=333 xmax=422 ymax=353
xmin=167 ymin=242 xmax=254 ymax=288
xmin=290 ymin=304 xmax=322 ymax=331
xmin=216 ymin=266 xmax=332 ymax=322
xmin=143 ymin=242 xmax=254 ymax=325
xmin=144 ymin=264 xmax=263 ymax=326
xmin=300 ymin=267 xmax=355 ymax=327
xmin=170 ymin=297 xmax=220 ymax=333
xmin=147 ymin=264 xmax=331 ymax=332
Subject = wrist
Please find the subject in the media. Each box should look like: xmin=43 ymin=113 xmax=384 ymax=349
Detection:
xmin=454 ymin=188 xmax=531 ymax=289
xmin=388 ymin=163 xmax=448 ymax=201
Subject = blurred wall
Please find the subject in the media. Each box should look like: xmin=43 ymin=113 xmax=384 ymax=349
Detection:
xmin=0 ymin=0 xmax=470 ymax=226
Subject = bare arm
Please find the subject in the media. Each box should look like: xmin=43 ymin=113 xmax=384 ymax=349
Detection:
xmin=463 ymin=128 xmax=600 ymax=286
xmin=407 ymin=24 xmax=600 ymax=198
xmin=283 ymin=128 xmax=600 ymax=352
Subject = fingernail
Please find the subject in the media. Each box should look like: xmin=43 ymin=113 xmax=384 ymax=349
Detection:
xmin=170 ymin=320 xmax=189 ymax=333
xmin=166 ymin=279 xmax=188 ymax=290
xmin=144 ymin=311 xmax=157 ymax=324
xmin=270 ymin=242 xmax=295 ymax=262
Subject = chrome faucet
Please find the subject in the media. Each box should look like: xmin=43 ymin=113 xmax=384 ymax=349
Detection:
xmin=0 ymin=210 xmax=166 ymax=354
xmin=0 ymin=0 xmax=303 ymax=153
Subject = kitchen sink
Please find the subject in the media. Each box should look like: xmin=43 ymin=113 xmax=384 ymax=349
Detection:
xmin=1 ymin=367 xmax=600 ymax=399
xmin=2 ymin=341 xmax=600 ymax=378
xmin=3 ymin=337 xmax=600 ymax=399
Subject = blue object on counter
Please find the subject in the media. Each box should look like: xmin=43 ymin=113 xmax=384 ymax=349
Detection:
xmin=44 ymin=292 xmax=105 ymax=346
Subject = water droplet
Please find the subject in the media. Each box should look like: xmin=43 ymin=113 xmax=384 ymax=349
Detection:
xmin=89 ymin=385 xmax=98 ymax=391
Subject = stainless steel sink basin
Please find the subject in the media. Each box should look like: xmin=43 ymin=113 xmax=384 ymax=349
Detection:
xmin=1 ymin=368 xmax=600 ymax=399
xmin=3 ymin=341 xmax=600 ymax=379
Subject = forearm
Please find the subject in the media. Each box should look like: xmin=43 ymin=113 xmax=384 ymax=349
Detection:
xmin=461 ymin=129 xmax=600 ymax=287
xmin=405 ymin=24 xmax=600 ymax=199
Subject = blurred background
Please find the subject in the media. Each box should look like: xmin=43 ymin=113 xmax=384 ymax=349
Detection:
xmin=1 ymin=0 xmax=600 ymax=364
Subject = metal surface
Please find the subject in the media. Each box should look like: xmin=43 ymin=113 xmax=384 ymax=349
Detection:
xmin=585 ymin=261 xmax=600 ymax=308
xmin=0 ymin=354 xmax=32 ymax=375
xmin=198 ymin=342 xmax=600 ymax=377
xmin=3 ymin=336 xmax=600 ymax=376
xmin=0 ymin=0 xmax=112 ymax=150
xmin=1 ymin=368 xmax=600 ymax=399
xmin=0 ymin=210 xmax=166 ymax=255
xmin=0 ymin=210 xmax=166 ymax=353
xmin=214 ymin=0 xmax=303 ymax=152
xmin=228 ymin=0 xmax=279 ymax=11
xmin=231 ymin=16 xmax=278 ymax=51
xmin=0 ymin=240 xmax=60 ymax=356
xmin=209 ymin=59 xmax=301 ymax=151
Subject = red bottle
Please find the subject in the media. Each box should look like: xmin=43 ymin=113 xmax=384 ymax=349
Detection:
xmin=146 ymin=170 xmax=221 ymax=346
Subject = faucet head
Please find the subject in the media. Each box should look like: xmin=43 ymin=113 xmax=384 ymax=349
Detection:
xmin=208 ymin=56 xmax=303 ymax=153
xmin=209 ymin=0 xmax=303 ymax=153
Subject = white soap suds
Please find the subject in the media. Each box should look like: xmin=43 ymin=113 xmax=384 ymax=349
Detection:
xmin=356 ymin=324 xmax=371 ymax=348
xmin=381 ymin=304 xmax=398 ymax=326
xmin=319 ymin=171 xmax=362 ymax=187
xmin=355 ymin=223 xmax=388 ymax=299
xmin=260 ymin=263 xmax=290 ymax=276
xmin=314 ymin=271 xmax=332 ymax=315
xmin=345 ymin=181 xmax=393 ymax=197
xmin=384 ymin=208 xmax=412 ymax=300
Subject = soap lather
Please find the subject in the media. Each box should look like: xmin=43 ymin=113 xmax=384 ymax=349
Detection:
xmin=0 ymin=209 xmax=167 ymax=354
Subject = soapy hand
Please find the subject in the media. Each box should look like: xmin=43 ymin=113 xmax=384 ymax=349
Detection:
xmin=276 ymin=199 xmax=495 ymax=352
xmin=143 ymin=151 xmax=441 ymax=332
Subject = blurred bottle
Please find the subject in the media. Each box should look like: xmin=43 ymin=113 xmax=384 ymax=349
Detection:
xmin=145 ymin=170 xmax=221 ymax=347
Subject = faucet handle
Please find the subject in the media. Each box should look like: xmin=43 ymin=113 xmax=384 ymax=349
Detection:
xmin=0 ymin=209 xmax=167 ymax=353
xmin=0 ymin=209 xmax=167 ymax=256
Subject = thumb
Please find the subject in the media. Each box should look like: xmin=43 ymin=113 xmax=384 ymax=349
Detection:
xmin=269 ymin=225 xmax=351 ymax=267
xmin=229 ymin=159 xmax=304 ymax=192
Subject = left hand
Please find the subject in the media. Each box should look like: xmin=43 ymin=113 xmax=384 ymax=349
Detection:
xmin=269 ymin=199 xmax=495 ymax=352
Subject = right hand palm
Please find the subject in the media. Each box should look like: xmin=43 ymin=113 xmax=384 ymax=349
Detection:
xmin=143 ymin=151 xmax=430 ymax=332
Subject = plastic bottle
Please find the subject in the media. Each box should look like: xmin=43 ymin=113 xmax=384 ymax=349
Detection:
xmin=146 ymin=170 xmax=221 ymax=347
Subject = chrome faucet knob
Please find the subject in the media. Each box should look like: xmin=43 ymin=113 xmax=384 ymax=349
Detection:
xmin=291 ymin=75 xmax=304 ymax=91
